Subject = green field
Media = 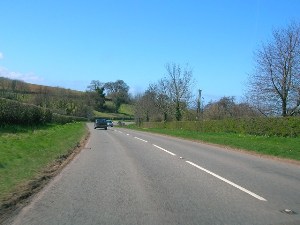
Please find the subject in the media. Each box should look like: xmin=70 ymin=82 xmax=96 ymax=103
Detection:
xmin=127 ymin=126 xmax=300 ymax=161
xmin=93 ymin=103 xmax=134 ymax=120
xmin=0 ymin=122 xmax=88 ymax=202
xmin=118 ymin=104 xmax=134 ymax=116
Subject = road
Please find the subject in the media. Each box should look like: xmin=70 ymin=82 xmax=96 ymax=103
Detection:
xmin=6 ymin=123 xmax=300 ymax=225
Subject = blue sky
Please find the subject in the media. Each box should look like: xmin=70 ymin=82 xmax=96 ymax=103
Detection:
xmin=1 ymin=0 xmax=300 ymax=102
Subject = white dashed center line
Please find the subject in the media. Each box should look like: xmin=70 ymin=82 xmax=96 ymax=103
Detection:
xmin=153 ymin=144 xmax=176 ymax=156
xmin=134 ymin=137 xmax=148 ymax=143
xmin=186 ymin=161 xmax=267 ymax=201
xmin=114 ymin=129 xmax=266 ymax=202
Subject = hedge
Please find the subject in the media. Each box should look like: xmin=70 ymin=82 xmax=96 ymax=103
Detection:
xmin=52 ymin=113 xmax=87 ymax=124
xmin=0 ymin=98 xmax=87 ymax=125
xmin=141 ymin=117 xmax=300 ymax=137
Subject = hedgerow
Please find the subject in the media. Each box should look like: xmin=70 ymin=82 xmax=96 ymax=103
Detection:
xmin=141 ymin=117 xmax=300 ymax=137
xmin=52 ymin=113 xmax=87 ymax=124
xmin=0 ymin=98 xmax=87 ymax=125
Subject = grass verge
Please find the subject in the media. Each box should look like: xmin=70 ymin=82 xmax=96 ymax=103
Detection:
xmin=127 ymin=126 xmax=300 ymax=162
xmin=0 ymin=122 xmax=88 ymax=204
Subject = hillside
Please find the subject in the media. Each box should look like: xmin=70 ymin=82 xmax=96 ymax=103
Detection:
xmin=93 ymin=103 xmax=134 ymax=120
xmin=0 ymin=77 xmax=83 ymax=96
xmin=0 ymin=77 xmax=135 ymax=119
xmin=0 ymin=77 xmax=89 ymax=117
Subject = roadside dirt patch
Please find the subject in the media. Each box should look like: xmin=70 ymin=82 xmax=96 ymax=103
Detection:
xmin=0 ymin=130 xmax=90 ymax=224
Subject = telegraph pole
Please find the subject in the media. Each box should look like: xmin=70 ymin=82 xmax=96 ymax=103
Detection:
xmin=197 ymin=89 xmax=202 ymax=118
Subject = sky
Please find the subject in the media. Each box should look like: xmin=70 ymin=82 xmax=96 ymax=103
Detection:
xmin=1 ymin=0 xmax=300 ymax=103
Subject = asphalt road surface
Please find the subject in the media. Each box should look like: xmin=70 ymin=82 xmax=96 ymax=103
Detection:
xmin=6 ymin=123 xmax=300 ymax=225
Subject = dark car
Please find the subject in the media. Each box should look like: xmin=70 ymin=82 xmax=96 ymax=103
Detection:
xmin=94 ymin=118 xmax=108 ymax=130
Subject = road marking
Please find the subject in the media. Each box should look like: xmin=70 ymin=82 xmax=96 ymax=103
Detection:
xmin=185 ymin=161 xmax=267 ymax=201
xmin=134 ymin=137 xmax=148 ymax=143
xmin=126 ymin=134 xmax=130 ymax=136
xmin=153 ymin=144 xmax=176 ymax=156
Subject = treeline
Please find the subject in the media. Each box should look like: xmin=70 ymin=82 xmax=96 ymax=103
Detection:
xmin=0 ymin=98 xmax=87 ymax=125
xmin=134 ymin=63 xmax=260 ymax=123
xmin=135 ymin=21 xmax=300 ymax=122
xmin=136 ymin=91 xmax=300 ymax=137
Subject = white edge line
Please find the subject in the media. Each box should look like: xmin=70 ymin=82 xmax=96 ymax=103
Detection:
xmin=153 ymin=144 xmax=176 ymax=156
xmin=134 ymin=137 xmax=148 ymax=143
xmin=185 ymin=161 xmax=267 ymax=201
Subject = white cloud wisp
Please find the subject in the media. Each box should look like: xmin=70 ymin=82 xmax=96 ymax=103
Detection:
xmin=0 ymin=67 xmax=44 ymax=84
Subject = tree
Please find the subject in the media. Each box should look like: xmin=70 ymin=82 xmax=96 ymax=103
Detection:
xmin=86 ymin=80 xmax=106 ymax=111
xmin=104 ymin=80 xmax=129 ymax=95
xmin=133 ymin=63 xmax=195 ymax=122
xmin=140 ymin=63 xmax=194 ymax=121
xmin=247 ymin=21 xmax=300 ymax=116
xmin=87 ymin=80 xmax=104 ymax=93
xmin=134 ymin=90 xmax=159 ymax=123
xmin=148 ymin=80 xmax=173 ymax=121
xmin=104 ymin=80 xmax=130 ymax=112
xmin=164 ymin=63 xmax=194 ymax=121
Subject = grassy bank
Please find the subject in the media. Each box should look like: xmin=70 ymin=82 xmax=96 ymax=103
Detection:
xmin=128 ymin=126 xmax=300 ymax=161
xmin=0 ymin=122 xmax=88 ymax=202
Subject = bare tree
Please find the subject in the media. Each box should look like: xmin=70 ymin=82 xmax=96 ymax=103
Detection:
xmin=134 ymin=63 xmax=195 ymax=122
xmin=134 ymin=90 xmax=160 ymax=123
xmin=247 ymin=21 xmax=300 ymax=116
xmin=148 ymin=80 xmax=174 ymax=121
xmin=164 ymin=63 xmax=194 ymax=121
